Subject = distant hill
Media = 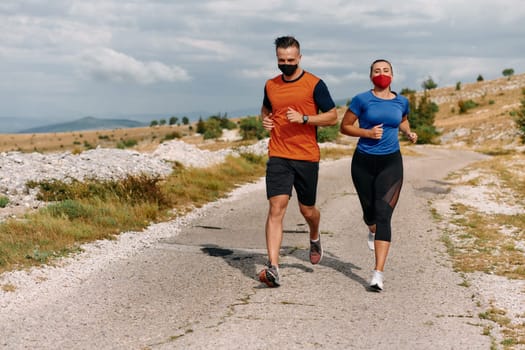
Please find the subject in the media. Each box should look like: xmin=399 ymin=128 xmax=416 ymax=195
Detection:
xmin=0 ymin=117 xmax=57 ymax=134
xmin=18 ymin=116 xmax=146 ymax=134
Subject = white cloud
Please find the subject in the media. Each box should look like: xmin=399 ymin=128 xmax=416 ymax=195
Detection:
xmin=80 ymin=48 xmax=191 ymax=84
xmin=173 ymin=37 xmax=232 ymax=61
xmin=0 ymin=0 xmax=524 ymax=119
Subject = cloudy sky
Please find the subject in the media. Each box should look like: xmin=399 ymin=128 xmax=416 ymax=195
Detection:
xmin=1 ymin=0 xmax=524 ymax=122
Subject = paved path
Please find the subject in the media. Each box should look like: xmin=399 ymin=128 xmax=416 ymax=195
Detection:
xmin=0 ymin=146 xmax=491 ymax=349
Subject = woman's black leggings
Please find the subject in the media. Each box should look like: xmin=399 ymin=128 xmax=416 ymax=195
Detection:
xmin=351 ymin=150 xmax=403 ymax=242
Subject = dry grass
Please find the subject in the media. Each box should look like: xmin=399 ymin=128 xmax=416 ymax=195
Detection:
xmin=424 ymin=74 xmax=525 ymax=349
xmin=427 ymin=73 xmax=525 ymax=151
xmin=0 ymin=154 xmax=267 ymax=273
xmin=0 ymin=124 xmax=198 ymax=154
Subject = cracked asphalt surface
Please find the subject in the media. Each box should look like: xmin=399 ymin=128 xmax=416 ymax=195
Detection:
xmin=0 ymin=146 xmax=491 ymax=349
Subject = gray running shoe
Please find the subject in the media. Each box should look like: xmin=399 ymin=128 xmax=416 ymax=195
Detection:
xmin=258 ymin=262 xmax=280 ymax=287
xmin=310 ymin=237 xmax=323 ymax=264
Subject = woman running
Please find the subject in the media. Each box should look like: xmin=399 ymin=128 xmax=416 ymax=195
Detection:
xmin=340 ymin=59 xmax=417 ymax=291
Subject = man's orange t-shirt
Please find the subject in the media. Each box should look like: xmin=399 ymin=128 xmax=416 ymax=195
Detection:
xmin=264 ymin=71 xmax=323 ymax=162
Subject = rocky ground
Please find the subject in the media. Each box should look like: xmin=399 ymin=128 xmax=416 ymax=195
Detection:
xmin=0 ymin=138 xmax=268 ymax=220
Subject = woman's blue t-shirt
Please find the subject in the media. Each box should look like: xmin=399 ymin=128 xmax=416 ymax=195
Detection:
xmin=349 ymin=90 xmax=409 ymax=155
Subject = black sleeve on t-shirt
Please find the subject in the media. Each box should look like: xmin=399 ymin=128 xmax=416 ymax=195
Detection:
xmin=313 ymin=80 xmax=336 ymax=112
xmin=263 ymin=86 xmax=272 ymax=110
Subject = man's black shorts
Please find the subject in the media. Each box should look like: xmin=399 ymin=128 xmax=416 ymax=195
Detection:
xmin=265 ymin=157 xmax=319 ymax=206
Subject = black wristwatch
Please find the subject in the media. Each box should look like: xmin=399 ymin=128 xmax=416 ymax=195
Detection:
xmin=302 ymin=115 xmax=309 ymax=124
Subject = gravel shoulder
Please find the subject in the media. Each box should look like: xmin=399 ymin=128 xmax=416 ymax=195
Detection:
xmin=0 ymin=145 xmax=496 ymax=349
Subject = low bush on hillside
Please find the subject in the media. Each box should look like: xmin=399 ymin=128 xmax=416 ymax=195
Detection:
xmin=0 ymin=196 xmax=8 ymax=208
xmin=202 ymin=119 xmax=223 ymax=140
xmin=117 ymin=139 xmax=138 ymax=149
xmin=162 ymin=131 xmax=182 ymax=142
xmin=458 ymin=99 xmax=479 ymax=114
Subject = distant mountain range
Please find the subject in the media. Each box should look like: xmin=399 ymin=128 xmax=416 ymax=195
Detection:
xmin=17 ymin=116 xmax=146 ymax=134
xmin=0 ymin=100 xmax=348 ymax=134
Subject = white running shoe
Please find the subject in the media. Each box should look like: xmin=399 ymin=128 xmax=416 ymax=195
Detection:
xmin=369 ymin=270 xmax=384 ymax=292
xmin=367 ymin=231 xmax=375 ymax=251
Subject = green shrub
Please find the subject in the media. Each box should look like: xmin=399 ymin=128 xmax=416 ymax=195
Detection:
xmin=458 ymin=99 xmax=479 ymax=114
xmin=45 ymin=200 xmax=93 ymax=220
xmin=202 ymin=118 xmax=223 ymax=140
xmin=162 ymin=132 xmax=181 ymax=141
xmin=318 ymin=124 xmax=339 ymax=143
xmin=117 ymin=139 xmax=138 ymax=149
xmin=208 ymin=113 xmax=236 ymax=130
xmin=239 ymin=116 xmax=267 ymax=140
xmin=0 ymin=196 xmax=9 ymax=208
xmin=28 ymin=175 xmax=166 ymax=205
xmin=403 ymin=91 xmax=440 ymax=144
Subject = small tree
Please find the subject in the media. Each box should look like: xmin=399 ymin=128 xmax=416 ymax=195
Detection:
xmin=502 ymin=68 xmax=515 ymax=79
xmin=169 ymin=116 xmax=178 ymax=125
xmin=400 ymin=87 xmax=416 ymax=95
xmin=209 ymin=112 xmax=236 ymax=130
xmin=477 ymin=74 xmax=484 ymax=82
xmin=182 ymin=116 xmax=189 ymax=125
xmin=456 ymin=81 xmax=461 ymax=91
xmin=150 ymin=120 xmax=159 ymax=127
xmin=421 ymin=76 xmax=438 ymax=90
xmin=403 ymin=91 xmax=439 ymax=144
xmin=196 ymin=117 xmax=206 ymax=134
xmin=159 ymin=119 xmax=167 ymax=126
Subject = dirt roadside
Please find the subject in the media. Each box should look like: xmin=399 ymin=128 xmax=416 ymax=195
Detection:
xmin=0 ymin=146 xmax=494 ymax=349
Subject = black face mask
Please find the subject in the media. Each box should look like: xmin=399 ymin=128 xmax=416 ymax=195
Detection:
xmin=278 ymin=64 xmax=298 ymax=77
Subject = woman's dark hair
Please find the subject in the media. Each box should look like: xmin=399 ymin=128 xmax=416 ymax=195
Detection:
xmin=370 ymin=59 xmax=393 ymax=76
xmin=274 ymin=36 xmax=300 ymax=51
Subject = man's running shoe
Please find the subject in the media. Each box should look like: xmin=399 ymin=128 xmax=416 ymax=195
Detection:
xmin=367 ymin=231 xmax=375 ymax=251
xmin=369 ymin=270 xmax=384 ymax=292
xmin=309 ymin=236 xmax=323 ymax=264
xmin=258 ymin=262 xmax=280 ymax=287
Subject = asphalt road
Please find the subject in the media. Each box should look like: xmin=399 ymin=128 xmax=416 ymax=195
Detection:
xmin=0 ymin=146 xmax=491 ymax=349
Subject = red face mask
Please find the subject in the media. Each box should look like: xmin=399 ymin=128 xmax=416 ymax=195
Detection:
xmin=372 ymin=74 xmax=392 ymax=89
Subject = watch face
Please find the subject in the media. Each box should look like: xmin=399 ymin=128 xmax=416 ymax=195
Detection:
xmin=303 ymin=115 xmax=308 ymax=124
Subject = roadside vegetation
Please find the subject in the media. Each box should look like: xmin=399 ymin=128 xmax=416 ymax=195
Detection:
xmin=401 ymin=88 xmax=440 ymax=144
xmin=437 ymin=153 xmax=525 ymax=349
xmin=405 ymin=72 xmax=525 ymax=349
xmin=0 ymin=153 xmax=267 ymax=273
xmin=0 ymin=134 xmax=352 ymax=274
xmin=441 ymin=155 xmax=525 ymax=279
